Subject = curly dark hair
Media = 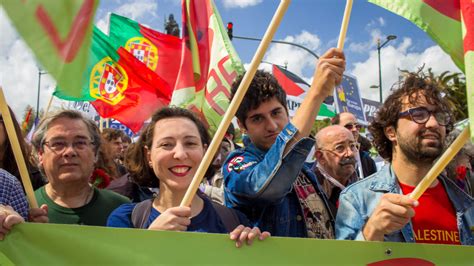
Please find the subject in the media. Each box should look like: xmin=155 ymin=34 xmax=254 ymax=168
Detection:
xmin=101 ymin=128 xmax=124 ymax=142
xmin=231 ymin=70 xmax=287 ymax=128
xmin=125 ymin=107 xmax=212 ymax=187
xmin=369 ymin=71 xmax=453 ymax=162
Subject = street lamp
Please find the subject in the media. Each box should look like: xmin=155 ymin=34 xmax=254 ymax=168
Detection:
xmin=226 ymin=22 xmax=319 ymax=59
xmin=376 ymin=35 xmax=397 ymax=102
xmin=36 ymin=69 xmax=48 ymax=119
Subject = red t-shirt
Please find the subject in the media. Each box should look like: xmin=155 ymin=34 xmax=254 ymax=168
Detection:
xmin=400 ymin=181 xmax=461 ymax=245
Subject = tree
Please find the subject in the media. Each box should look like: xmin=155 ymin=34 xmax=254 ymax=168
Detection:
xmin=311 ymin=118 xmax=331 ymax=136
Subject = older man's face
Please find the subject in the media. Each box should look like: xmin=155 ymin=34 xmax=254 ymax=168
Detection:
xmin=38 ymin=117 xmax=96 ymax=186
xmin=317 ymin=126 xmax=357 ymax=183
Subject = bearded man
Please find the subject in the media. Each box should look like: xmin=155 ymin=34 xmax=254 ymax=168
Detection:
xmin=335 ymin=71 xmax=473 ymax=245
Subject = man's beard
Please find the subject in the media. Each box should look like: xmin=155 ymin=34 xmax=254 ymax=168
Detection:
xmin=397 ymin=129 xmax=444 ymax=163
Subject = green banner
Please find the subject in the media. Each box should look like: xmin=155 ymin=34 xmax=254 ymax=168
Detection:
xmin=1 ymin=0 xmax=98 ymax=98
xmin=0 ymin=223 xmax=472 ymax=265
xmin=369 ymin=0 xmax=463 ymax=72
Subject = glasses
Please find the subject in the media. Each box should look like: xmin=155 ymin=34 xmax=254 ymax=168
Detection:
xmin=43 ymin=139 xmax=94 ymax=153
xmin=319 ymin=142 xmax=360 ymax=156
xmin=398 ymin=107 xmax=450 ymax=126
xmin=344 ymin=123 xmax=362 ymax=131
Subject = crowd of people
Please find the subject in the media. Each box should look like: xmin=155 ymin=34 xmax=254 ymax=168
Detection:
xmin=1 ymin=48 xmax=472 ymax=247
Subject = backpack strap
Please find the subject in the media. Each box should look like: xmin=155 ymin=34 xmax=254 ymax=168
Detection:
xmin=131 ymin=199 xmax=153 ymax=229
xmin=210 ymin=201 xmax=241 ymax=232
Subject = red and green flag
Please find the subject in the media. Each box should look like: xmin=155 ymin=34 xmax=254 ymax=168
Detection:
xmin=108 ymin=13 xmax=184 ymax=90
xmin=55 ymin=27 xmax=172 ymax=132
xmin=1 ymin=0 xmax=98 ymax=98
xmin=369 ymin=0 xmax=474 ymax=140
xmin=170 ymin=0 xmax=245 ymax=134
xmin=461 ymin=0 xmax=474 ymax=141
xmin=272 ymin=65 xmax=336 ymax=119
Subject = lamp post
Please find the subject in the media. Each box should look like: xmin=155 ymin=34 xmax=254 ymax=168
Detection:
xmin=376 ymin=35 xmax=397 ymax=102
xmin=225 ymin=22 xmax=319 ymax=59
xmin=36 ymin=69 xmax=48 ymax=119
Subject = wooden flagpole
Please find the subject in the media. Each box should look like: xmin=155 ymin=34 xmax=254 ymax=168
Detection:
xmin=410 ymin=126 xmax=470 ymax=200
xmin=0 ymin=87 xmax=38 ymax=208
xmin=337 ymin=0 xmax=353 ymax=49
xmin=44 ymin=94 xmax=55 ymax=115
xmin=180 ymin=0 xmax=292 ymax=207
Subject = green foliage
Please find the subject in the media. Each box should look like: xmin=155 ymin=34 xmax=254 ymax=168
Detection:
xmin=311 ymin=118 xmax=331 ymax=137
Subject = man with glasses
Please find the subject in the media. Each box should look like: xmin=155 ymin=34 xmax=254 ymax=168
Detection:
xmin=312 ymin=125 xmax=359 ymax=217
xmin=223 ymin=48 xmax=346 ymax=238
xmin=32 ymin=110 xmax=130 ymax=226
xmin=336 ymin=72 xmax=473 ymax=245
xmin=332 ymin=112 xmax=377 ymax=178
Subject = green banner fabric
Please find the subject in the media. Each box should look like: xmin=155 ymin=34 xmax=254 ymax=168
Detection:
xmin=369 ymin=0 xmax=464 ymax=72
xmin=0 ymin=223 xmax=472 ymax=265
xmin=1 ymin=0 xmax=98 ymax=98
xmin=461 ymin=0 xmax=474 ymax=141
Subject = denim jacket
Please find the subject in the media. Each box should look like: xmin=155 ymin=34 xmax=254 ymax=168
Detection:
xmin=336 ymin=164 xmax=474 ymax=245
xmin=223 ymin=123 xmax=333 ymax=237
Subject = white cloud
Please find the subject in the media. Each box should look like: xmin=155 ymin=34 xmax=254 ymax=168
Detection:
xmin=263 ymin=31 xmax=321 ymax=83
xmin=114 ymin=0 xmax=158 ymax=20
xmin=348 ymin=28 xmax=381 ymax=54
xmin=378 ymin=17 xmax=385 ymax=27
xmin=96 ymin=14 xmax=110 ymax=34
xmin=350 ymin=37 xmax=461 ymax=102
xmin=222 ymin=0 xmax=263 ymax=8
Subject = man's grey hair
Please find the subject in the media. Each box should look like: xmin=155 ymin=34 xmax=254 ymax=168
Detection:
xmin=32 ymin=109 xmax=101 ymax=154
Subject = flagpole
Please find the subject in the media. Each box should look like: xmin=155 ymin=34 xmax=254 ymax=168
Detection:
xmin=337 ymin=0 xmax=353 ymax=49
xmin=180 ymin=0 xmax=292 ymax=207
xmin=410 ymin=126 xmax=470 ymax=200
xmin=44 ymin=94 xmax=55 ymax=116
xmin=0 ymin=87 xmax=38 ymax=208
xmin=99 ymin=117 xmax=104 ymax=132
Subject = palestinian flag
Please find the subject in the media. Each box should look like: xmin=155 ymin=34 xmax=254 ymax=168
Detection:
xmin=55 ymin=27 xmax=172 ymax=132
xmin=272 ymin=65 xmax=335 ymax=119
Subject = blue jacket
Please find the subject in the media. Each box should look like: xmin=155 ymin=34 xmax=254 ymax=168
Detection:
xmin=336 ymin=164 xmax=474 ymax=245
xmin=223 ymin=123 xmax=333 ymax=237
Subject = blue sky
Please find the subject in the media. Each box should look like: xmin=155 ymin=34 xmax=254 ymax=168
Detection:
xmin=0 ymin=0 xmax=461 ymax=119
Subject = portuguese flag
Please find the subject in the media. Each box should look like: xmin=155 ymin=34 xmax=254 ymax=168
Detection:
xmin=108 ymin=13 xmax=184 ymax=90
xmin=55 ymin=27 xmax=172 ymax=132
xmin=369 ymin=0 xmax=474 ymax=140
